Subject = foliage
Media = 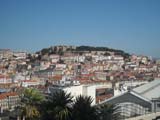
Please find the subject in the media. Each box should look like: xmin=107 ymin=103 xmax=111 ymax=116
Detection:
xmin=21 ymin=105 xmax=40 ymax=120
xmin=43 ymin=90 xmax=73 ymax=120
xmin=22 ymin=88 xmax=44 ymax=105
xmin=19 ymin=88 xmax=120 ymax=120
xmin=97 ymin=104 xmax=121 ymax=120
xmin=58 ymin=48 xmax=64 ymax=56
xmin=72 ymin=95 xmax=98 ymax=120
xmin=21 ymin=88 xmax=44 ymax=120
xmin=104 ymin=52 xmax=111 ymax=56
xmin=75 ymin=46 xmax=122 ymax=52
xmin=75 ymin=46 xmax=130 ymax=59
xmin=35 ymin=45 xmax=130 ymax=59
xmin=41 ymin=48 xmax=50 ymax=55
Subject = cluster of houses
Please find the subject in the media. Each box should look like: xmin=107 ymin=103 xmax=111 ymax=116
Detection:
xmin=0 ymin=46 xmax=160 ymax=119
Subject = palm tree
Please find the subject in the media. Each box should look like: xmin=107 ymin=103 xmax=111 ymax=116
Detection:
xmin=43 ymin=90 xmax=73 ymax=120
xmin=97 ymin=104 xmax=120 ymax=120
xmin=21 ymin=105 xmax=40 ymax=120
xmin=21 ymin=88 xmax=44 ymax=120
xmin=72 ymin=95 xmax=98 ymax=120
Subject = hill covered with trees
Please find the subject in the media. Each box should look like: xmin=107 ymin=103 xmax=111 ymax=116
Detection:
xmin=36 ymin=45 xmax=130 ymax=59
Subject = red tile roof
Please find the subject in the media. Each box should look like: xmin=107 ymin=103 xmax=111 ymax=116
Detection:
xmin=0 ymin=92 xmax=18 ymax=100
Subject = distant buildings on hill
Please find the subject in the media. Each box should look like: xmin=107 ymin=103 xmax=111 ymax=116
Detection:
xmin=0 ymin=45 xmax=160 ymax=119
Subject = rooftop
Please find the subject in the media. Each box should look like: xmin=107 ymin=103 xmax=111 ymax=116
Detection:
xmin=133 ymin=78 xmax=160 ymax=100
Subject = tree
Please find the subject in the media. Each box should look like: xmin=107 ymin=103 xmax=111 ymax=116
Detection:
xmin=53 ymin=46 xmax=58 ymax=53
xmin=21 ymin=105 xmax=40 ymax=120
xmin=43 ymin=90 xmax=73 ymax=120
xmin=58 ymin=48 xmax=64 ymax=56
xmin=104 ymin=52 xmax=111 ymax=56
xmin=41 ymin=48 xmax=50 ymax=55
xmin=72 ymin=95 xmax=98 ymax=120
xmin=40 ymin=91 xmax=120 ymax=120
xmin=21 ymin=88 xmax=44 ymax=120
xmin=97 ymin=104 xmax=120 ymax=120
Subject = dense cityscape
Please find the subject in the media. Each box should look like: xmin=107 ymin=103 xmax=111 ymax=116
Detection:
xmin=0 ymin=45 xmax=160 ymax=120
xmin=1 ymin=0 xmax=160 ymax=120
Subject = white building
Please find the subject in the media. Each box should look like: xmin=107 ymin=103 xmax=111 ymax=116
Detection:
xmin=0 ymin=75 xmax=12 ymax=84
xmin=13 ymin=51 xmax=27 ymax=59
xmin=22 ymin=80 xmax=40 ymax=87
xmin=49 ymin=82 xmax=112 ymax=105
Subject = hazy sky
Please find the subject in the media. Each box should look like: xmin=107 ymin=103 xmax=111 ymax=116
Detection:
xmin=0 ymin=0 xmax=160 ymax=57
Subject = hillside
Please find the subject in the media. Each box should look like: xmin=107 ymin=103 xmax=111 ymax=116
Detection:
xmin=36 ymin=45 xmax=130 ymax=59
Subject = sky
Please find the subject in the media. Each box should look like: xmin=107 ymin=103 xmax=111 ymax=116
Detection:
xmin=0 ymin=0 xmax=160 ymax=57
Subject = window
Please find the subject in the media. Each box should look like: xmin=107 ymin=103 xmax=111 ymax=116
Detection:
xmin=157 ymin=103 xmax=160 ymax=108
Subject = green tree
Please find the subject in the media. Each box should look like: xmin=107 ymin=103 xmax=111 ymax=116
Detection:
xmin=21 ymin=88 xmax=44 ymax=120
xmin=72 ymin=95 xmax=98 ymax=120
xmin=43 ymin=90 xmax=73 ymax=120
xmin=41 ymin=48 xmax=50 ymax=55
xmin=97 ymin=104 xmax=120 ymax=120
xmin=58 ymin=48 xmax=64 ymax=56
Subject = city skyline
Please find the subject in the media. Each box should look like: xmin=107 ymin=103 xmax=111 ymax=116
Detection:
xmin=0 ymin=0 xmax=160 ymax=57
